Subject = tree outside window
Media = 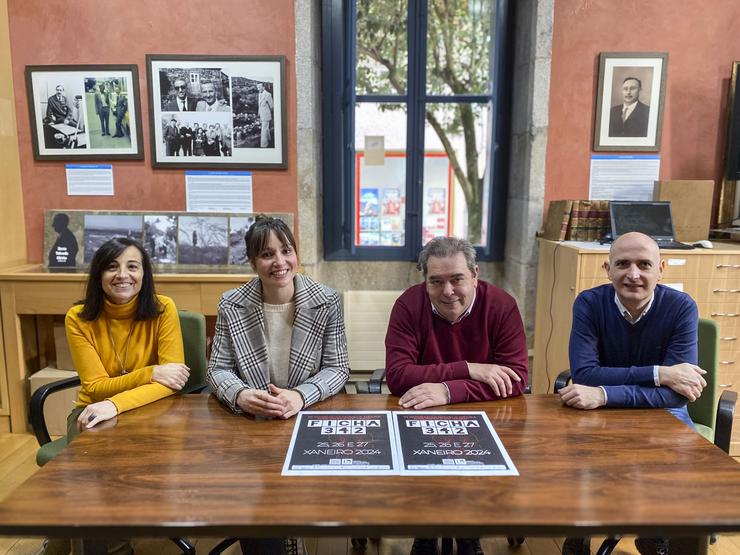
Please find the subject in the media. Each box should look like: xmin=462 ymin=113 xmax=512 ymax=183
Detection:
xmin=322 ymin=0 xmax=509 ymax=259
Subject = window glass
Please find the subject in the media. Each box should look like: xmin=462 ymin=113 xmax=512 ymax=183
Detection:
xmin=424 ymin=102 xmax=491 ymax=246
xmin=356 ymin=0 xmax=408 ymax=96
xmin=426 ymin=0 xmax=492 ymax=96
xmin=421 ymin=154 xmax=453 ymax=244
xmin=322 ymin=0 xmax=507 ymax=260
xmin=354 ymin=103 xmax=407 ymax=247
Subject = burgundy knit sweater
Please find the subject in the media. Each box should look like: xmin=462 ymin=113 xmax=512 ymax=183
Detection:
xmin=385 ymin=280 xmax=529 ymax=403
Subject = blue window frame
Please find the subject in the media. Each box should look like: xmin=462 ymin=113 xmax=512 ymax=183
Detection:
xmin=321 ymin=0 xmax=513 ymax=261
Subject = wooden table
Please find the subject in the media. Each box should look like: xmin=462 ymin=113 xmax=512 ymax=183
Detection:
xmin=1 ymin=394 xmax=740 ymax=553
xmin=0 ymin=265 xmax=252 ymax=433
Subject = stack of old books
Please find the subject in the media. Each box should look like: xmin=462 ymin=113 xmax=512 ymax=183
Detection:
xmin=541 ymin=200 xmax=611 ymax=242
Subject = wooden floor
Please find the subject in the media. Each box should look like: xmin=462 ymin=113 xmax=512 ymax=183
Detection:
xmin=2 ymin=433 xmax=740 ymax=555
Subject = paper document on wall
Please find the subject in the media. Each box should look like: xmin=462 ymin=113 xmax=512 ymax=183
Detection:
xmin=66 ymin=164 xmax=114 ymax=196
xmin=186 ymin=170 xmax=252 ymax=212
xmin=589 ymin=154 xmax=660 ymax=200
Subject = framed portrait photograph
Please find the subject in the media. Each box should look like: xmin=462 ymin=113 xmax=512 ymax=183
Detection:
xmin=725 ymin=61 xmax=740 ymax=181
xmin=25 ymin=65 xmax=144 ymax=161
xmin=146 ymin=54 xmax=286 ymax=169
xmin=593 ymin=52 xmax=668 ymax=152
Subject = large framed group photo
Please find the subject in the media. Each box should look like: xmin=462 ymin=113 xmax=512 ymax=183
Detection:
xmin=25 ymin=64 xmax=144 ymax=160
xmin=593 ymin=52 xmax=668 ymax=152
xmin=146 ymin=54 xmax=286 ymax=169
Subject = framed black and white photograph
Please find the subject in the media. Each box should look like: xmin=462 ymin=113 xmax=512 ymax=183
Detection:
xmin=146 ymin=54 xmax=286 ymax=169
xmin=25 ymin=65 xmax=144 ymax=161
xmin=593 ymin=52 xmax=668 ymax=152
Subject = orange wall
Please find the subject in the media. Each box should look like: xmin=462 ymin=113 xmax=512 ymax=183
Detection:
xmin=546 ymin=0 xmax=740 ymax=213
xmin=8 ymin=0 xmax=297 ymax=263
xmin=0 ymin=0 xmax=26 ymax=267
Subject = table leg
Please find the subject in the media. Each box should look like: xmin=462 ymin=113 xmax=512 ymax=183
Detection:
xmin=671 ymin=536 xmax=709 ymax=555
xmin=71 ymin=538 xmax=108 ymax=555
xmin=695 ymin=536 xmax=709 ymax=555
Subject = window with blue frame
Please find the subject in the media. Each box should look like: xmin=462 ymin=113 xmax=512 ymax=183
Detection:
xmin=322 ymin=0 xmax=512 ymax=261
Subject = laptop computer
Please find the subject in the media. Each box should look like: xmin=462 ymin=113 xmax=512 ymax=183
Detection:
xmin=609 ymin=201 xmax=694 ymax=250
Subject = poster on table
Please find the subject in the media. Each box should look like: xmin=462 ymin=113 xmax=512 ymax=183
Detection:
xmin=392 ymin=411 xmax=518 ymax=476
xmin=282 ymin=412 xmax=398 ymax=475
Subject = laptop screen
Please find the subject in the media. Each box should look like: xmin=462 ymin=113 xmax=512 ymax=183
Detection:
xmin=609 ymin=201 xmax=675 ymax=240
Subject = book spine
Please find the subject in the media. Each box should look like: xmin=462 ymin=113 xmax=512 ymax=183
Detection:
xmin=559 ymin=200 xmax=573 ymax=241
xmin=566 ymin=201 xmax=579 ymax=240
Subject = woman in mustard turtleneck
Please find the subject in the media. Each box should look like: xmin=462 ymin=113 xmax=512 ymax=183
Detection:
xmin=65 ymin=237 xmax=190 ymax=433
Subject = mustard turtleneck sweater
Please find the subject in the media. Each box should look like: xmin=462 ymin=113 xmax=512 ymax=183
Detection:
xmin=65 ymin=294 xmax=185 ymax=414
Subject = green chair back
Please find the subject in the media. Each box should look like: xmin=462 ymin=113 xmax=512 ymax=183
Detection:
xmin=689 ymin=318 xmax=719 ymax=440
xmin=37 ymin=437 xmax=67 ymax=466
xmin=179 ymin=310 xmax=208 ymax=393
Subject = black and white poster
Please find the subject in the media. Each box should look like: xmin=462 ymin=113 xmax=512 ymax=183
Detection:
xmin=392 ymin=411 xmax=518 ymax=476
xmin=146 ymin=55 xmax=286 ymax=169
xmin=282 ymin=412 xmax=398 ymax=475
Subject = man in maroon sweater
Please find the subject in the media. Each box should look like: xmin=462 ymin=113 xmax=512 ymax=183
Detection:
xmin=385 ymin=236 xmax=528 ymax=555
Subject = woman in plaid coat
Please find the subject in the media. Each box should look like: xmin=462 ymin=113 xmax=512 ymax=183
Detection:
xmin=207 ymin=214 xmax=350 ymax=420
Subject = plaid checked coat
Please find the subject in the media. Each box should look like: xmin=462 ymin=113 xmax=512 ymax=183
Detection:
xmin=207 ymin=273 xmax=350 ymax=413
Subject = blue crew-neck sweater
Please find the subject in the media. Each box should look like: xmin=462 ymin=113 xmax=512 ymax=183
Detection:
xmin=569 ymin=284 xmax=698 ymax=427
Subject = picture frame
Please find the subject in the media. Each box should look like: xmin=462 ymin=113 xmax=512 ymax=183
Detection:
xmin=146 ymin=54 xmax=287 ymax=169
xmin=25 ymin=64 xmax=144 ymax=161
xmin=593 ymin=52 xmax=668 ymax=152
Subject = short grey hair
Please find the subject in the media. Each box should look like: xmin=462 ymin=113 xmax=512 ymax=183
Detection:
xmin=417 ymin=236 xmax=477 ymax=276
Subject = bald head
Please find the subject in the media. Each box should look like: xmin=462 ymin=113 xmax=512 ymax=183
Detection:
xmin=609 ymin=232 xmax=659 ymax=264
xmin=605 ymin=232 xmax=664 ymax=315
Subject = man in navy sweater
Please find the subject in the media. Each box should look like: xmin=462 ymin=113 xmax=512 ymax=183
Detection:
xmin=385 ymin=236 xmax=529 ymax=555
xmin=559 ymin=231 xmax=706 ymax=555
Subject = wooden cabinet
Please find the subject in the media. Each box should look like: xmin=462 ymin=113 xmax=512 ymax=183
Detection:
xmin=533 ymin=240 xmax=740 ymax=453
xmin=0 ymin=265 xmax=253 ymax=433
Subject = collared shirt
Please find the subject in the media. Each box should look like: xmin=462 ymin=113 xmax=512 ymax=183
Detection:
xmin=179 ymin=99 xmax=188 ymax=111
xmin=601 ymin=292 xmax=660 ymax=404
xmin=613 ymin=291 xmax=654 ymax=325
xmin=430 ymin=290 xmax=476 ymax=402
xmin=430 ymin=290 xmax=476 ymax=325
xmin=622 ymin=102 xmax=637 ymax=120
